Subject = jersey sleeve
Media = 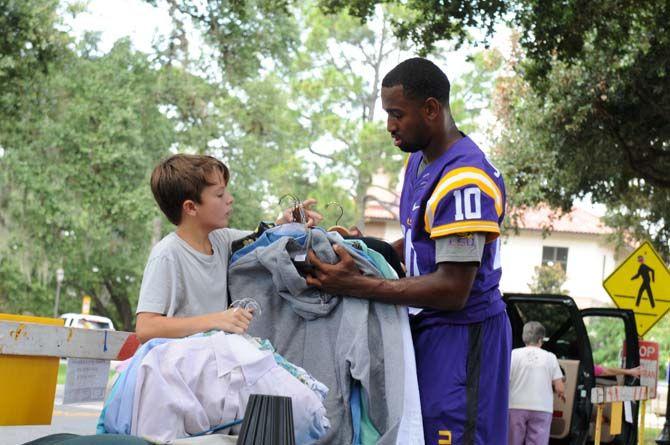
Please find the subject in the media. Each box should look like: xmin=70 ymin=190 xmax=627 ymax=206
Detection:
xmin=423 ymin=167 xmax=503 ymax=242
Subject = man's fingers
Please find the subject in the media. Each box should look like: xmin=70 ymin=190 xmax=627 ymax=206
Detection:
xmin=307 ymin=249 xmax=327 ymax=269
xmin=302 ymin=198 xmax=317 ymax=209
xmin=305 ymin=275 xmax=321 ymax=287
xmin=333 ymin=244 xmax=353 ymax=262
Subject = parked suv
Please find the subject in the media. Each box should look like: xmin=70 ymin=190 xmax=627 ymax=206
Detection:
xmin=505 ymin=293 xmax=640 ymax=445
xmin=60 ymin=313 xmax=115 ymax=330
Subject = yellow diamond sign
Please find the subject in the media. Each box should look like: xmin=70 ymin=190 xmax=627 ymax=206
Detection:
xmin=603 ymin=241 xmax=670 ymax=337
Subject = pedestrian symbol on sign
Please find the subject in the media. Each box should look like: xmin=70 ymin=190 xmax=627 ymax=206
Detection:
xmin=603 ymin=241 xmax=670 ymax=337
xmin=632 ymin=255 xmax=656 ymax=308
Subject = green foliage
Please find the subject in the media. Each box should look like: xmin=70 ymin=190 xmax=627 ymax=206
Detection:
xmin=0 ymin=37 xmax=177 ymax=328
xmin=493 ymin=17 xmax=670 ymax=258
xmin=528 ymin=263 xmax=567 ymax=295
xmin=318 ymin=0 xmax=507 ymax=53
xmin=0 ymin=0 xmax=68 ymax=87
xmin=584 ymin=316 xmax=626 ymax=369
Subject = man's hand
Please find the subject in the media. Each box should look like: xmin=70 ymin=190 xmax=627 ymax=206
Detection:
xmin=276 ymin=198 xmax=323 ymax=227
xmin=305 ymin=245 xmax=363 ymax=295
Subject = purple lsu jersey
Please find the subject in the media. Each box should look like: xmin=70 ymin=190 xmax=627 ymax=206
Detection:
xmin=399 ymin=136 xmax=506 ymax=325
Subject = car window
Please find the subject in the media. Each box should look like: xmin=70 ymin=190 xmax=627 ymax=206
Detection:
xmin=583 ymin=315 xmax=626 ymax=369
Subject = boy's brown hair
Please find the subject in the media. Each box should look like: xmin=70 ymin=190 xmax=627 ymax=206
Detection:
xmin=150 ymin=154 xmax=230 ymax=225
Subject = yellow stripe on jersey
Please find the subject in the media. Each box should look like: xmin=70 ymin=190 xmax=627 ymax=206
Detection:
xmin=429 ymin=220 xmax=500 ymax=242
xmin=424 ymin=167 xmax=503 ymax=231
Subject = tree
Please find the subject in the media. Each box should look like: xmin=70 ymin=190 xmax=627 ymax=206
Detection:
xmin=492 ymin=23 xmax=670 ymax=258
xmin=318 ymin=0 xmax=506 ymax=54
xmin=0 ymin=37 xmax=177 ymax=328
xmin=527 ymin=263 xmax=567 ymax=295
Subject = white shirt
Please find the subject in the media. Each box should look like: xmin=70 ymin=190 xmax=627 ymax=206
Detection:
xmin=131 ymin=333 xmax=329 ymax=443
xmin=509 ymin=346 xmax=563 ymax=413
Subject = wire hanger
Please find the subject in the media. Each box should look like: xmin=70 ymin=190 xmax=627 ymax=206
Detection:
xmin=326 ymin=201 xmax=350 ymax=236
xmin=278 ymin=193 xmax=307 ymax=224
xmin=326 ymin=201 xmax=344 ymax=226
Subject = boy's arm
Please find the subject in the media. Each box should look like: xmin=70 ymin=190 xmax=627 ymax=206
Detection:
xmin=136 ymin=309 xmax=252 ymax=343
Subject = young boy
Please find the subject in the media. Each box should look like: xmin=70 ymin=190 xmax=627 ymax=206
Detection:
xmin=136 ymin=154 xmax=320 ymax=342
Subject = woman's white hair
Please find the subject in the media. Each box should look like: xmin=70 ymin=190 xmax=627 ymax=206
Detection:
xmin=522 ymin=321 xmax=546 ymax=345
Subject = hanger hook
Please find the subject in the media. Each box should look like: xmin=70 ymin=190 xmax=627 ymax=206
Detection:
xmin=278 ymin=193 xmax=300 ymax=207
xmin=326 ymin=201 xmax=344 ymax=226
xmin=279 ymin=193 xmax=307 ymax=224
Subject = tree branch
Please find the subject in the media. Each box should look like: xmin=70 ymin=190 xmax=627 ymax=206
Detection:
xmin=308 ymin=146 xmax=336 ymax=160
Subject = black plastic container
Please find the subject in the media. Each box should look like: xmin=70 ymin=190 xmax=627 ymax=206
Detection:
xmin=236 ymin=394 xmax=295 ymax=445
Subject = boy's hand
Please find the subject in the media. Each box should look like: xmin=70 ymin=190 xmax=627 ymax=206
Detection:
xmin=209 ymin=308 xmax=254 ymax=334
xmin=276 ymin=198 xmax=323 ymax=227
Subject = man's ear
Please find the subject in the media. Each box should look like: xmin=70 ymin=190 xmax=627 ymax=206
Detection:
xmin=182 ymin=199 xmax=197 ymax=217
xmin=423 ymin=97 xmax=442 ymax=121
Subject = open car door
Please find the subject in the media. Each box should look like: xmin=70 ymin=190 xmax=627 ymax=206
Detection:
xmin=581 ymin=308 xmax=640 ymax=445
xmin=505 ymin=294 xmax=596 ymax=445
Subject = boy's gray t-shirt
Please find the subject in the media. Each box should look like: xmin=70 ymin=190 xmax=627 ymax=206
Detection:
xmin=136 ymin=228 xmax=250 ymax=317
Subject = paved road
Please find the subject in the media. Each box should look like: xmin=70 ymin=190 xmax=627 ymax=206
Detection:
xmin=0 ymin=385 xmax=102 ymax=445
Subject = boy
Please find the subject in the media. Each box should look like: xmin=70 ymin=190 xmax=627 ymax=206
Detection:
xmin=136 ymin=154 xmax=320 ymax=342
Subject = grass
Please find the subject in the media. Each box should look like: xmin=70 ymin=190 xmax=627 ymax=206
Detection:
xmin=645 ymin=427 xmax=662 ymax=444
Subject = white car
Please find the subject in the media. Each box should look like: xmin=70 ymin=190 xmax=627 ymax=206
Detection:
xmin=60 ymin=313 xmax=115 ymax=330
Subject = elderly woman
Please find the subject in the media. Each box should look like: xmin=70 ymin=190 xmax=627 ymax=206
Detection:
xmin=509 ymin=321 xmax=565 ymax=445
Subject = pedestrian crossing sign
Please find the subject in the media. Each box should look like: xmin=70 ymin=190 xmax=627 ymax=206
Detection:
xmin=603 ymin=241 xmax=670 ymax=337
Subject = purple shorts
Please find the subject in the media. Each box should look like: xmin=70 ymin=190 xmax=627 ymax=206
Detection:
xmin=411 ymin=310 xmax=512 ymax=445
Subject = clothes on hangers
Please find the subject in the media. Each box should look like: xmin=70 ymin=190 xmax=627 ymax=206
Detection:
xmin=230 ymin=221 xmax=276 ymax=255
xmin=229 ymin=229 xmax=423 ymax=445
xmin=230 ymin=223 xmax=308 ymax=265
xmin=341 ymin=236 xmax=405 ymax=278
xmin=341 ymin=239 xmax=423 ymax=444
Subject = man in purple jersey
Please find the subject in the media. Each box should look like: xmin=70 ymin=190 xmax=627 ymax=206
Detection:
xmin=306 ymin=57 xmax=511 ymax=444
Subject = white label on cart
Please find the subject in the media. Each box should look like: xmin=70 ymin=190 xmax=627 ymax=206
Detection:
xmin=63 ymin=358 xmax=110 ymax=404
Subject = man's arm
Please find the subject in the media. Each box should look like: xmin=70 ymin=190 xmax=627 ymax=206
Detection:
xmin=306 ymin=245 xmax=477 ymax=311
xmin=135 ymin=309 xmax=252 ymax=343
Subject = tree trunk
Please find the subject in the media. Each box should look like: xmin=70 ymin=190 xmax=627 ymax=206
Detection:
xmin=105 ymin=281 xmax=134 ymax=332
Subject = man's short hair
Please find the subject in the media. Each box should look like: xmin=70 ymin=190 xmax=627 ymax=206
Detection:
xmin=381 ymin=57 xmax=451 ymax=106
xmin=150 ymin=154 xmax=230 ymax=226
xmin=522 ymin=321 xmax=546 ymax=345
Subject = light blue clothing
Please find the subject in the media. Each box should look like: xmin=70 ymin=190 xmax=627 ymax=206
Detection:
xmin=98 ymin=338 xmax=172 ymax=435
xmin=351 ymin=381 xmax=381 ymax=445
xmin=342 ymin=240 xmax=398 ymax=280
xmin=230 ymin=223 xmax=309 ymax=264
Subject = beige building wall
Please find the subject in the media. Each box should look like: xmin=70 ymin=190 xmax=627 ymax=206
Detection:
xmin=499 ymin=230 xmax=619 ymax=308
